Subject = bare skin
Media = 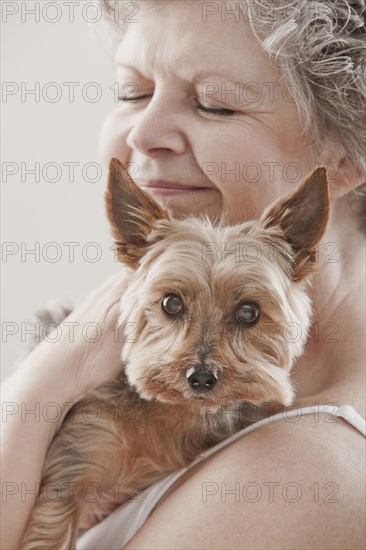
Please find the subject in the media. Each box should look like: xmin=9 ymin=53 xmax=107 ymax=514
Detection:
xmin=1 ymin=1 xmax=365 ymax=549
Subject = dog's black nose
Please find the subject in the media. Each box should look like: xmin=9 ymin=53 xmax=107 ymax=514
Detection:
xmin=186 ymin=367 xmax=218 ymax=391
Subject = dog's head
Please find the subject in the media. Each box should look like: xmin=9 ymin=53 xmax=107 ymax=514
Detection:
xmin=105 ymin=159 xmax=329 ymax=409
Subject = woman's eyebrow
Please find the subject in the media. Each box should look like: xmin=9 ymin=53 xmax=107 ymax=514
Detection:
xmin=115 ymin=63 xmax=248 ymax=87
xmin=191 ymin=70 xmax=248 ymax=87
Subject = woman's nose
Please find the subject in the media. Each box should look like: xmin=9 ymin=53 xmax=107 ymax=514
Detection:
xmin=126 ymin=93 xmax=188 ymax=157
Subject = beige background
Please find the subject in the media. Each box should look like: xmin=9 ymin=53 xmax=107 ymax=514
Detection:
xmin=1 ymin=2 xmax=122 ymax=377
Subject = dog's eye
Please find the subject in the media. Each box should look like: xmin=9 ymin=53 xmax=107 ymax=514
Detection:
xmin=236 ymin=302 xmax=260 ymax=326
xmin=161 ymin=294 xmax=184 ymax=317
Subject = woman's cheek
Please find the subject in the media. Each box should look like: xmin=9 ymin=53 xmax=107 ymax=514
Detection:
xmin=98 ymin=112 xmax=132 ymax=169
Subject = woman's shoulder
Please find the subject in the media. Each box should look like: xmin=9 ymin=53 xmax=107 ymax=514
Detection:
xmin=124 ymin=405 xmax=365 ymax=550
xmin=200 ymin=402 xmax=365 ymax=485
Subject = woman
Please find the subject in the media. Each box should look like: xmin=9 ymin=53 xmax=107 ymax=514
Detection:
xmin=2 ymin=1 xmax=365 ymax=548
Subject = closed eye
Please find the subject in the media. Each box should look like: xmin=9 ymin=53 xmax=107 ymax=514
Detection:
xmin=118 ymin=94 xmax=236 ymax=117
xmin=118 ymin=94 xmax=150 ymax=103
xmin=194 ymin=100 xmax=236 ymax=117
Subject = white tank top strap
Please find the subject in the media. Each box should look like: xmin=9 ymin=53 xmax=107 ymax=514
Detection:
xmin=76 ymin=404 xmax=366 ymax=550
xmin=196 ymin=404 xmax=366 ymax=462
xmin=326 ymin=404 xmax=366 ymax=436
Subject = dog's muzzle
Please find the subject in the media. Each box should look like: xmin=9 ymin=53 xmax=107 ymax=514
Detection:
xmin=186 ymin=366 xmax=218 ymax=391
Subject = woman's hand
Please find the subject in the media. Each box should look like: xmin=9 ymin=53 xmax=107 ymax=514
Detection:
xmin=1 ymin=268 xmax=132 ymax=550
xmin=15 ymin=267 xmax=132 ymax=402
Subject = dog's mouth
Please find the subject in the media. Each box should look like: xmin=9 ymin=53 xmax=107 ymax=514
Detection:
xmin=153 ymin=384 xmax=225 ymax=406
xmin=145 ymin=380 xmax=210 ymax=403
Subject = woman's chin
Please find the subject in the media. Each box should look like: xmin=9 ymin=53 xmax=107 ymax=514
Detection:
xmin=152 ymin=189 xmax=221 ymax=220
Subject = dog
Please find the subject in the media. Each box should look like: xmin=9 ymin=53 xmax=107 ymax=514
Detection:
xmin=21 ymin=159 xmax=329 ymax=549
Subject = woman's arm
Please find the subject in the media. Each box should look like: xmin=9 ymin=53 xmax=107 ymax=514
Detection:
xmin=1 ymin=270 xmax=131 ymax=550
xmin=1 ymin=361 xmax=78 ymax=550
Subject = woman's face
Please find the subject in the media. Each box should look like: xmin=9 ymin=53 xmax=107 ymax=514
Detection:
xmin=99 ymin=0 xmax=317 ymax=224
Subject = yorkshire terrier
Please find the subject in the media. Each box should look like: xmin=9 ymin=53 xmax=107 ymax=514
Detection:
xmin=21 ymin=159 xmax=329 ymax=549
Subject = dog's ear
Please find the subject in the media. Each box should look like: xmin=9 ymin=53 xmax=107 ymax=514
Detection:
xmin=261 ymin=167 xmax=330 ymax=281
xmin=105 ymin=158 xmax=172 ymax=269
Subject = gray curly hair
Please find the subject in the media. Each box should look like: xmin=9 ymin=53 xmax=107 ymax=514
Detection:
xmin=97 ymin=0 xmax=366 ymax=226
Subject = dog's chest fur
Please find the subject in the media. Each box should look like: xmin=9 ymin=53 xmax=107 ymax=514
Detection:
xmin=62 ymin=371 xmax=248 ymax=482
xmin=42 ymin=371 xmax=251 ymax=533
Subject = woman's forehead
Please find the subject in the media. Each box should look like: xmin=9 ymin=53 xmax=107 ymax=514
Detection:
xmin=113 ymin=9 xmax=278 ymax=84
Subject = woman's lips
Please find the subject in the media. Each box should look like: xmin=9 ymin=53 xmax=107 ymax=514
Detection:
xmin=138 ymin=180 xmax=211 ymax=196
